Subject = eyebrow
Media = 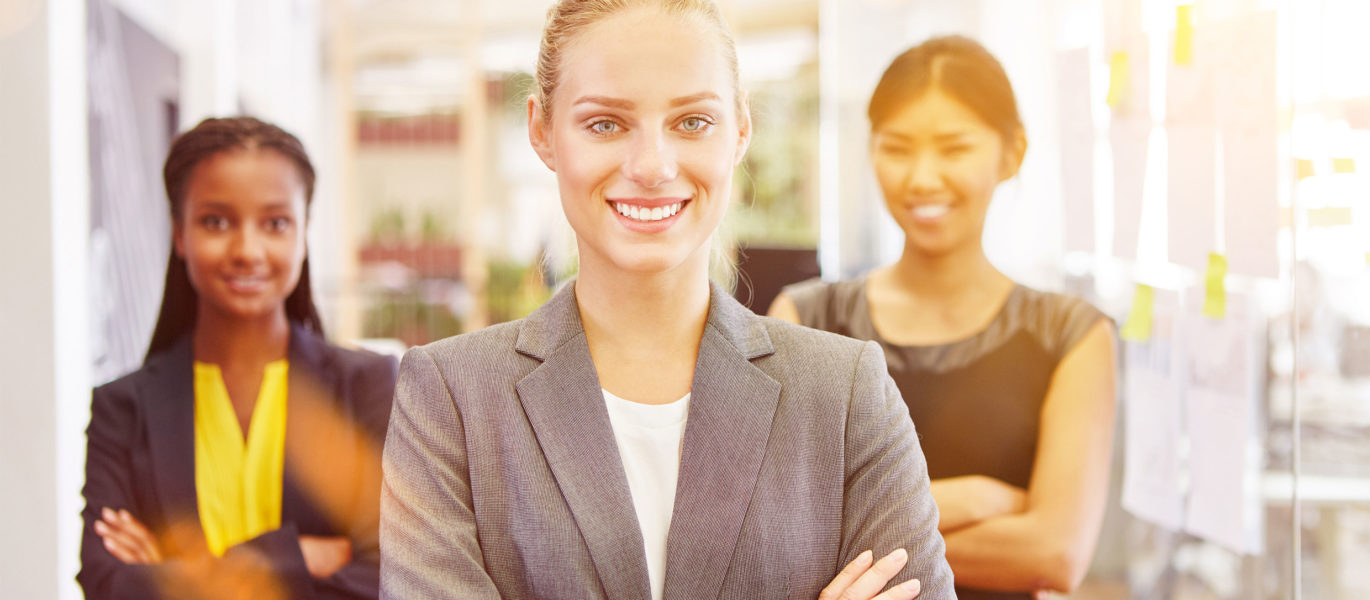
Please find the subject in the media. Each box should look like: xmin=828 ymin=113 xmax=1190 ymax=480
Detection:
xmin=669 ymin=92 xmax=722 ymax=108
xmin=879 ymin=131 xmax=975 ymax=143
xmin=571 ymin=92 xmax=723 ymax=110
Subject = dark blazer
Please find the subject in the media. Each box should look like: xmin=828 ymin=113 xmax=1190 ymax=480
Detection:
xmin=79 ymin=323 xmax=397 ymax=600
xmin=380 ymin=281 xmax=955 ymax=599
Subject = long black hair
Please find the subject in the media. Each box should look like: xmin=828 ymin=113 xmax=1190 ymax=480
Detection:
xmin=144 ymin=116 xmax=325 ymax=361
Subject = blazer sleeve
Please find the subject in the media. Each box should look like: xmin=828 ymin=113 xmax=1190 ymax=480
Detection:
xmin=380 ymin=346 xmax=501 ymax=599
xmin=311 ymin=353 xmax=398 ymax=599
xmin=840 ymin=341 xmax=957 ymax=599
xmin=78 ymin=384 xmax=316 ymax=600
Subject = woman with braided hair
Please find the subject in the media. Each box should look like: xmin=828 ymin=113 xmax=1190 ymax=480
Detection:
xmin=80 ymin=117 xmax=396 ymax=599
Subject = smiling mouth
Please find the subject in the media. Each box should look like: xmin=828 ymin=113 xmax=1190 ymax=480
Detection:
xmin=912 ymin=204 xmax=950 ymax=220
xmin=224 ymin=275 xmax=270 ymax=293
xmin=610 ymin=200 xmax=688 ymax=223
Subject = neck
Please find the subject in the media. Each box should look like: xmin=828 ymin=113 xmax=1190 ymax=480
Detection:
xmin=574 ymin=247 xmax=712 ymax=359
xmin=192 ymin=305 xmax=291 ymax=367
xmin=888 ymin=239 xmax=1006 ymax=303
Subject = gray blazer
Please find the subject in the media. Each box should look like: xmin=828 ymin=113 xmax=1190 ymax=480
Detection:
xmin=380 ymin=281 xmax=955 ymax=599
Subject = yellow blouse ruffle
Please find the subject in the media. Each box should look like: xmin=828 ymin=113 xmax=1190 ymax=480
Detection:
xmin=193 ymin=359 xmax=288 ymax=557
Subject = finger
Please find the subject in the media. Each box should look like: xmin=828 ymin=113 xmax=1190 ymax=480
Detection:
xmin=871 ymin=578 xmax=921 ymax=600
xmin=115 ymin=510 xmax=163 ymax=563
xmin=819 ymin=550 xmax=874 ymax=600
xmin=842 ymin=548 xmax=910 ymax=600
xmin=118 ymin=511 xmax=161 ymax=561
xmin=101 ymin=531 xmax=144 ymax=564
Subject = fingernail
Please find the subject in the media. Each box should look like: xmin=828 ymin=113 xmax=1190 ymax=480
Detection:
xmin=902 ymin=579 xmax=921 ymax=594
xmin=119 ymin=509 xmax=131 ymax=521
xmin=883 ymin=548 xmax=909 ymax=564
xmin=94 ymin=521 xmax=106 ymax=533
xmin=102 ymin=507 xmax=115 ymax=520
xmin=858 ymin=549 xmax=874 ymax=563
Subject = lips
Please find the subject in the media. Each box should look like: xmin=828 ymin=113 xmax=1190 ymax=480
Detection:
xmin=606 ymin=197 xmax=691 ymax=232
xmin=223 ymin=274 xmax=271 ymax=294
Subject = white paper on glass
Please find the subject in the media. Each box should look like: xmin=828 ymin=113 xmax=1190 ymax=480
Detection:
xmin=1057 ymin=48 xmax=1095 ymax=253
xmin=1215 ymin=11 xmax=1280 ymax=278
xmin=1120 ymin=291 xmax=1185 ymax=530
xmin=1181 ymin=297 xmax=1264 ymax=554
xmin=1111 ymin=117 xmax=1151 ymax=260
xmin=1167 ymin=126 xmax=1217 ymax=270
xmin=1166 ymin=39 xmax=1218 ymax=271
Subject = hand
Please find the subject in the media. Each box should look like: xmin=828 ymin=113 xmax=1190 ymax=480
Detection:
xmin=818 ymin=548 xmax=921 ymax=600
xmin=95 ymin=507 xmax=163 ymax=564
xmin=298 ymin=535 xmax=352 ymax=579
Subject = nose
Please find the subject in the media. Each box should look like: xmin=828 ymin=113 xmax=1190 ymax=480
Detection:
xmin=903 ymin=153 xmax=943 ymax=196
xmin=230 ymin=224 xmax=267 ymax=265
xmin=622 ymin=129 xmax=678 ymax=189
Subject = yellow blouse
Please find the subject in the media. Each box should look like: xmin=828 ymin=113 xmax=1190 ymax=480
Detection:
xmin=193 ymin=359 xmax=289 ymax=557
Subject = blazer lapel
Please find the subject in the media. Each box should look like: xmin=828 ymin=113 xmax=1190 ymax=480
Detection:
xmin=141 ymin=335 xmax=205 ymax=555
xmin=663 ymin=283 xmax=780 ymax=600
xmin=514 ymin=284 xmax=653 ymax=600
xmin=281 ymin=323 xmax=333 ymax=531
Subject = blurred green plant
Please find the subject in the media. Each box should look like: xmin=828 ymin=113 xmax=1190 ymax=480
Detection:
xmin=361 ymin=290 xmax=463 ymax=347
xmin=487 ymin=259 xmax=553 ymax=324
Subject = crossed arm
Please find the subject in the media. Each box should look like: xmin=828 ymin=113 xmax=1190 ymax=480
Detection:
xmin=771 ymin=294 xmax=1118 ymax=594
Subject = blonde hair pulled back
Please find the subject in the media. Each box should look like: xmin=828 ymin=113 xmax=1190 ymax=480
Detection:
xmin=534 ymin=0 xmax=742 ymax=121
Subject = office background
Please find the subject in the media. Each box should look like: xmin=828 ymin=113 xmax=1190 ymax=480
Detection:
xmin=3 ymin=0 xmax=1368 ymax=597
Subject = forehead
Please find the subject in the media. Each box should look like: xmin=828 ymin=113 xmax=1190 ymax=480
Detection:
xmin=555 ymin=7 xmax=735 ymax=109
xmin=877 ymin=87 xmax=995 ymax=138
xmin=184 ymin=148 xmax=305 ymax=207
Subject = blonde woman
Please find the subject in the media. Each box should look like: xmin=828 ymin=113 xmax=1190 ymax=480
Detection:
xmin=379 ymin=1 xmax=953 ymax=599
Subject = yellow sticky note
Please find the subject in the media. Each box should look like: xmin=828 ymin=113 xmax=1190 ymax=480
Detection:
xmin=1333 ymin=157 xmax=1356 ymax=173
xmin=1295 ymin=158 xmax=1315 ymax=180
xmin=1175 ymin=5 xmax=1195 ymax=65
xmin=1107 ymin=52 xmax=1130 ymax=109
xmin=1308 ymin=206 xmax=1354 ymax=227
xmin=1203 ymin=253 xmax=1228 ymax=319
xmin=1121 ymin=283 xmax=1155 ymax=341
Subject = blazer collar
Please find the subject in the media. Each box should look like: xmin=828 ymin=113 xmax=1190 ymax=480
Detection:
xmin=514 ymin=280 xmax=780 ymax=600
xmin=141 ymin=322 xmax=332 ymax=554
xmin=514 ymin=279 xmax=776 ymax=362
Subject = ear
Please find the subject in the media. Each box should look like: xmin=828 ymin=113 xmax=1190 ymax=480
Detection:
xmin=527 ymin=95 xmax=556 ymax=172
xmin=999 ymin=128 xmax=1027 ymax=181
xmin=733 ymin=91 xmax=753 ymax=166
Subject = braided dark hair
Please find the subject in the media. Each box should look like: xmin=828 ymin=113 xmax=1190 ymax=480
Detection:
xmin=145 ymin=116 xmax=325 ymax=360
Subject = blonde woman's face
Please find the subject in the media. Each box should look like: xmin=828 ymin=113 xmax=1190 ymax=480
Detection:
xmin=528 ymin=7 xmax=749 ymax=276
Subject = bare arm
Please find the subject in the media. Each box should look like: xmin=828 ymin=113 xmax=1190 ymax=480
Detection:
xmin=941 ymin=320 xmax=1118 ymax=593
xmin=929 ymin=475 xmax=1026 ymax=534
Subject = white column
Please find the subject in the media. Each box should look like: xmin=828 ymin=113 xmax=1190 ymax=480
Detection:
xmin=0 ymin=0 xmax=91 ymax=599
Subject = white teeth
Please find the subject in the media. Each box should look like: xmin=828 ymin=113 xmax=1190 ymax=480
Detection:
xmin=613 ymin=201 xmax=684 ymax=222
xmin=913 ymin=204 xmax=950 ymax=219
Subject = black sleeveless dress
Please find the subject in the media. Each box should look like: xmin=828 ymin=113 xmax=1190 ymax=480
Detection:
xmin=783 ymin=277 xmax=1106 ymax=600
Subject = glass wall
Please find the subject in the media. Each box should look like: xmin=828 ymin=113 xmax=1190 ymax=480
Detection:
xmin=69 ymin=0 xmax=1370 ymax=597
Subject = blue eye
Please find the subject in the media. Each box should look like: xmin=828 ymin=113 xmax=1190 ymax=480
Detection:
xmin=589 ymin=120 xmax=619 ymax=135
